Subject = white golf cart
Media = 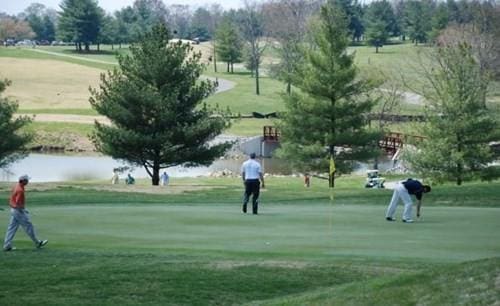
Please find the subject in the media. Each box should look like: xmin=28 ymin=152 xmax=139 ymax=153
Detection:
xmin=365 ymin=170 xmax=385 ymax=188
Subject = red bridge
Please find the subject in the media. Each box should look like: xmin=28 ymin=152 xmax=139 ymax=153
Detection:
xmin=262 ymin=127 xmax=424 ymax=156
xmin=379 ymin=132 xmax=425 ymax=155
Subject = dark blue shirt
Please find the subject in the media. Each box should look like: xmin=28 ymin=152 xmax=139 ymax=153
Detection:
xmin=402 ymin=179 xmax=424 ymax=200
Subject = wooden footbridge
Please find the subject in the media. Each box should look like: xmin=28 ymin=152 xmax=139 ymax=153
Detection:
xmin=378 ymin=132 xmax=425 ymax=155
xmin=262 ymin=126 xmax=424 ymax=157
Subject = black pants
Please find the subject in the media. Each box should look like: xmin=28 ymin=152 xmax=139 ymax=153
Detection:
xmin=243 ymin=179 xmax=260 ymax=214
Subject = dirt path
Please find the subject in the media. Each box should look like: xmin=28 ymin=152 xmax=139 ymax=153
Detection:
xmin=28 ymin=114 xmax=111 ymax=125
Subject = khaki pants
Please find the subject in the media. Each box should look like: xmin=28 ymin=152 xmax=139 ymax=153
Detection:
xmin=385 ymin=182 xmax=413 ymax=221
xmin=3 ymin=208 xmax=39 ymax=249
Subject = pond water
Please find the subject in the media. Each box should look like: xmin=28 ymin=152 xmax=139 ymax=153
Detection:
xmin=0 ymin=154 xmax=293 ymax=182
xmin=0 ymin=154 xmax=396 ymax=183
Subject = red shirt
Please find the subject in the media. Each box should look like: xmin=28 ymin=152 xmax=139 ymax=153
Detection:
xmin=9 ymin=183 xmax=25 ymax=209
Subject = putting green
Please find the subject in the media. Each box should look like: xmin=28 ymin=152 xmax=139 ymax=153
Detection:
xmin=2 ymin=203 xmax=498 ymax=263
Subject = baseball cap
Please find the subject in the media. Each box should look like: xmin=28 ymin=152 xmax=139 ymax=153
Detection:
xmin=19 ymin=175 xmax=31 ymax=182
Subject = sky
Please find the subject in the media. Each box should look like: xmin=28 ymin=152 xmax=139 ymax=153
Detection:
xmin=2 ymin=0 xmax=252 ymax=15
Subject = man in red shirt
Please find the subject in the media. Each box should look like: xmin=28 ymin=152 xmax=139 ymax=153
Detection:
xmin=3 ymin=175 xmax=48 ymax=251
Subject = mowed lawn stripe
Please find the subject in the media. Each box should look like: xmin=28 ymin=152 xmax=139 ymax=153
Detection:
xmin=1 ymin=204 xmax=498 ymax=262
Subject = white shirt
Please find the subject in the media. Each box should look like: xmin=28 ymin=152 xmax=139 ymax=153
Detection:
xmin=241 ymin=159 xmax=262 ymax=180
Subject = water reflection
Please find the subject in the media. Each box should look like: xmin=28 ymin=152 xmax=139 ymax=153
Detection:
xmin=0 ymin=154 xmax=293 ymax=182
xmin=0 ymin=154 xmax=396 ymax=183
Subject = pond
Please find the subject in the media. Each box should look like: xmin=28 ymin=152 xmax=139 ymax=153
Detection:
xmin=0 ymin=154 xmax=397 ymax=183
xmin=0 ymin=154 xmax=293 ymax=182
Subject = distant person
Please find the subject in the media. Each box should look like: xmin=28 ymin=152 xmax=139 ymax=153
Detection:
xmin=161 ymin=172 xmax=169 ymax=186
xmin=125 ymin=173 xmax=135 ymax=185
xmin=111 ymin=171 xmax=119 ymax=184
xmin=241 ymin=153 xmax=265 ymax=214
xmin=304 ymin=174 xmax=311 ymax=188
xmin=385 ymin=178 xmax=431 ymax=223
xmin=3 ymin=175 xmax=48 ymax=251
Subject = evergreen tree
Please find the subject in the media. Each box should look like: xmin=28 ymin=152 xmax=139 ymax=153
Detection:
xmin=98 ymin=14 xmax=118 ymax=50
xmin=405 ymin=44 xmax=499 ymax=185
xmin=333 ymin=0 xmax=364 ymax=42
xmin=429 ymin=2 xmax=449 ymax=42
xmin=90 ymin=24 xmax=232 ymax=185
xmin=405 ymin=0 xmax=433 ymax=45
xmin=215 ymin=18 xmax=243 ymax=73
xmin=277 ymin=2 xmax=381 ymax=188
xmin=364 ymin=0 xmax=395 ymax=53
xmin=41 ymin=15 xmax=56 ymax=42
xmin=0 ymin=79 xmax=33 ymax=169
xmin=57 ymin=0 xmax=103 ymax=52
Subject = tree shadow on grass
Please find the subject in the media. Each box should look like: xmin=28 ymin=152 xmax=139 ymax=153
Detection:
xmin=61 ymin=49 xmax=120 ymax=56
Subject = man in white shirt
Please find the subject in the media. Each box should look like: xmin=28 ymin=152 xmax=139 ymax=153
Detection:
xmin=241 ymin=153 xmax=265 ymax=214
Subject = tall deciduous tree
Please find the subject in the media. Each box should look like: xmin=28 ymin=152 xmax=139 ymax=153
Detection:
xmin=0 ymin=79 xmax=33 ymax=169
xmin=90 ymin=24 xmax=232 ymax=185
xmin=405 ymin=44 xmax=499 ymax=185
xmin=57 ymin=0 xmax=103 ymax=52
xmin=265 ymin=0 xmax=313 ymax=94
xmin=277 ymin=2 xmax=381 ymax=188
xmin=0 ymin=17 xmax=35 ymax=41
xmin=239 ymin=0 xmax=267 ymax=95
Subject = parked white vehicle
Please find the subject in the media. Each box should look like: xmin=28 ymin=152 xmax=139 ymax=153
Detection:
xmin=15 ymin=39 xmax=35 ymax=46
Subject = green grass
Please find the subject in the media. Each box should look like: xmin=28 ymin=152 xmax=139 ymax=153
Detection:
xmin=26 ymin=121 xmax=94 ymax=137
xmin=17 ymin=108 xmax=99 ymax=116
xmin=0 ymin=46 xmax=116 ymax=70
xmin=260 ymin=257 xmax=500 ymax=306
xmin=205 ymin=70 xmax=287 ymax=114
xmin=0 ymin=177 xmax=499 ymax=305
xmin=0 ymin=176 xmax=500 ymax=305
xmin=228 ymin=118 xmax=275 ymax=136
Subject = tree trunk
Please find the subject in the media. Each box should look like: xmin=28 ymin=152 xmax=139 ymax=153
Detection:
xmin=231 ymin=62 xmax=234 ymax=73
xmin=152 ymin=162 xmax=160 ymax=186
xmin=213 ymin=45 xmax=217 ymax=73
xmin=286 ymin=82 xmax=291 ymax=95
xmin=255 ymin=65 xmax=260 ymax=95
xmin=375 ymin=46 xmax=379 ymax=53
xmin=456 ymin=138 xmax=463 ymax=185
xmin=227 ymin=62 xmax=230 ymax=73
xmin=85 ymin=42 xmax=90 ymax=52
xmin=97 ymin=43 xmax=100 ymax=51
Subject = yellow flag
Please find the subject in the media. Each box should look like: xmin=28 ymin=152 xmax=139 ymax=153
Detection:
xmin=329 ymin=156 xmax=336 ymax=175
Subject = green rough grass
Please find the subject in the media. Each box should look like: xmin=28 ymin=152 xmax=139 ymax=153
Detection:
xmin=0 ymin=177 xmax=499 ymax=305
xmin=257 ymin=257 xmax=500 ymax=306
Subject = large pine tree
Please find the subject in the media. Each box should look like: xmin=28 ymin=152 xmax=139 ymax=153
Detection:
xmin=277 ymin=1 xmax=381 ymax=188
xmin=90 ymin=24 xmax=232 ymax=185
xmin=57 ymin=0 xmax=102 ymax=52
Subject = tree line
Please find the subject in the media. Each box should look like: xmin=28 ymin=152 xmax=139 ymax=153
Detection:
xmin=0 ymin=0 xmax=497 ymax=49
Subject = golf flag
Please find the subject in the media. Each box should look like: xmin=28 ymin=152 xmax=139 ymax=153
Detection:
xmin=329 ymin=155 xmax=336 ymax=189
xmin=329 ymin=156 xmax=336 ymax=176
